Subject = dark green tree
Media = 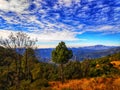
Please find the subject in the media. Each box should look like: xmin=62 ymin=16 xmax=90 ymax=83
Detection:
xmin=0 ymin=32 xmax=37 ymax=75
xmin=0 ymin=32 xmax=37 ymax=88
xmin=22 ymin=48 xmax=38 ymax=81
xmin=52 ymin=41 xmax=73 ymax=84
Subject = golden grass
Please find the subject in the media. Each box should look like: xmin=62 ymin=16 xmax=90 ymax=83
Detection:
xmin=111 ymin=61 xmax=120 ymax=69
xmin=49 ymin=77 xmax=120 ymax=90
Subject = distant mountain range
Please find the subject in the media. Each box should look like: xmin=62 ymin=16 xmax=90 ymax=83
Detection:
xmin=82 ymin=45 xmax=116 ymax=50
xmin=35 ymin=45 xmax=120 ymax=62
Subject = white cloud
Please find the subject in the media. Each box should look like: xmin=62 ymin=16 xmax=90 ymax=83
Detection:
xmin=36 ymin=44 xmax=57 ymax=48
xmin=0 ymin=0 xmax=119 ymax=47
xmin=82 ymin=6 xmax=89 ymax=10
xmin=114 ymin=7 xmax=120 ymax=12
xmin=57 ymin=0 xmax=81 ymax=9
xmin=58 ymin=0 xmax=80 ymax=7
xmin=0 ymin=29 xmax=87 ymax=48
xmin=0 ymin=0 xmax=119 ymax=35
xmin=58 ymin=0 xmax=72 ymax=7
xmin=97 ymin=25 xmax=114 ymax=31
xmin=0 ymin=0 xmax=29 ymax=13
xmin=0 ymin=29 xmax=88 ymax=48
xmin=29 ymin=30 xmax=79 ymax=41
xmin=0 ymin=29 xmax=18 ymax=38
xmin=75 ymin=0 xmax=80 ymax=3
xmin=0 ymin=29 xmax=80 ymax=42
xmin=85 ymin=25 xmax=120 ymax=34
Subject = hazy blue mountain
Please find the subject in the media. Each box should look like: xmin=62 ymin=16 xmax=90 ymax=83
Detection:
xmin=36 ymin=45 xmax=120 ymax=62
xmin=82 ymin=45 xmax=117 ymax=50
xmin=35 ymin=48 xmax=53 ymax=62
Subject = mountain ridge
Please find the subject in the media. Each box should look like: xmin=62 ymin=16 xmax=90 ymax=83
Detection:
xmin=36 ymin=45 xmax=120 ymax=62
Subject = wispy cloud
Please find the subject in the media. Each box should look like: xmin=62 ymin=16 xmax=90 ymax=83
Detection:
xmin=0 ymin=0 xmax=29 ymax=13
xmin=85 ymin=25 xmax=120 ymax=34
xmin=0 ymin=0 xmax=119 ymax=33
xmin=0 ymin=0 xmax=119 ymax=47
xmin=0 ymin=29 xmax=83 ymax=42
xmin=97 ymin=25 xmax=114 ymax=31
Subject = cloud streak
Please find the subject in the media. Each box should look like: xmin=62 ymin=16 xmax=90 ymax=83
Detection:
xmin=0 ymin=29 xmax=82 ymax=42
xmin=0 ymin=0 xmax=29 ymax=13
xmin=0 ymin=0 xmax=119 ymax=47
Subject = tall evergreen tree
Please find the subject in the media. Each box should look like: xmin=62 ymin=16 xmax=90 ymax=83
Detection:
xmin=22 ymin=48 xmax=38 ymax=81
xmin=52 ymin=41 xmax=73 ymax=84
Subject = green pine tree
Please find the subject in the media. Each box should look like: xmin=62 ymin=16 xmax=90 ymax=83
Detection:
xmin=52 ymin=41 xmax=73 ymax=84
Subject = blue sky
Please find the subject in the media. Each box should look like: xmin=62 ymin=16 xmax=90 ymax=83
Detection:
xmin=0 ymin=0 xmax=120 ymax=48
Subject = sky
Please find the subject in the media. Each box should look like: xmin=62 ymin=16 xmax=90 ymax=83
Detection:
xmin=0 ymin=0 xmax=120 ymax=48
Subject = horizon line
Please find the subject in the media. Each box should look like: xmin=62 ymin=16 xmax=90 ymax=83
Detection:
xmin=36 ymin=44 xmax=120 ymax=49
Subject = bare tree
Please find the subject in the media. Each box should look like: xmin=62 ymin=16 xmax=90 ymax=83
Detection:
xmin=0 ymin=31 xmax=37 ymax=87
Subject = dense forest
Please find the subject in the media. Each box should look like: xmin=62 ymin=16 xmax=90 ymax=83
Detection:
xmin=0 ymin=32 xmax=120 ymax=90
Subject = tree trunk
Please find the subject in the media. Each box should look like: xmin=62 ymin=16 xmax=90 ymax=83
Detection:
xmin=60 ymin=63 xmax=64 ymax=84
xmin=18 ymin=54 xmax=22 ymax=79
xmin=25 ymin=49 xmax=28 ymax=80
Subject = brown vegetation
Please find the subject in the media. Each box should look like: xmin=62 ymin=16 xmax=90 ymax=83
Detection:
xmin=111 ymin=61 xmax=120 ymax=69
xmin=50 ymin=77 xmax=120 ymax=90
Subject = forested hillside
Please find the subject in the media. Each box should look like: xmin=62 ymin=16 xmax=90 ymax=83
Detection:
xmin=0 ymin=45 xmax=120 ymax=90
xmin=0 ymin=32 xmax=119 ymax=90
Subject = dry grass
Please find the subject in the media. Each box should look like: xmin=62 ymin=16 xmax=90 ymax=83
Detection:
xmin=49 ymin=77 xmax=120 ymax=90
xmin=111 ymin=61 xmax=120 ymax=69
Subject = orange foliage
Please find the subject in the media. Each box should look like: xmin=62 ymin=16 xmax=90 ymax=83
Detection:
xmin=111 ymin=61 xmax=120 ymax=69
xmin=49 ymin=77 xmax=120 ymax=90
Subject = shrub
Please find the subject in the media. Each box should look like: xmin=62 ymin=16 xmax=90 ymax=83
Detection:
xmin=30 ymin=79 xmax=49 ymax=90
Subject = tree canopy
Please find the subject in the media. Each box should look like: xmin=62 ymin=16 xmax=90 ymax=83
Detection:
xmin=52 ymin=41 xmax=73 ymax=64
